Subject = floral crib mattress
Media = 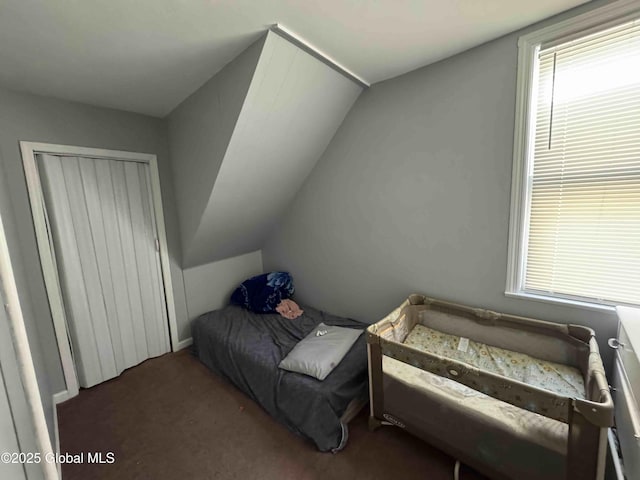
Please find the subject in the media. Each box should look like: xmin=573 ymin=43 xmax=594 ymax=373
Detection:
xmin=402 ymin=324 xmax=585 ymax=399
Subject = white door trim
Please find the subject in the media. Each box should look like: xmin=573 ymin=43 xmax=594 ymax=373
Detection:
xmin=20 ymin=142 xmax=180 ymax=400
xmin=0 ymin=206 xmax=58 ymax=479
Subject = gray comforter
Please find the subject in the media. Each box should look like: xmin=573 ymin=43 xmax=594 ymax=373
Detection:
xmin=191 ymin=304 xmax=368 ymax=452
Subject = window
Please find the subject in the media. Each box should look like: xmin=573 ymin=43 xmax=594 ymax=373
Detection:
xmin=507 ymin=1 xmax=640 ymax=309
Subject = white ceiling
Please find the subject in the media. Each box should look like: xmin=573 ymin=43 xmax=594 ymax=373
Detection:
xmin=0 ymin=0 xmax=589 ymax=117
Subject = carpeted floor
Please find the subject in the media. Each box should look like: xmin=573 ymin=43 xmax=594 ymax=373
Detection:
xmin=57 ymin=350 xmax=486 ymax=480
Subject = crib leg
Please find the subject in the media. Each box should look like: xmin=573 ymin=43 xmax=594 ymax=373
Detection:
xmin=567 ymin=409 xmax=606 ymax=480
xmin=368 ymin=416 xmax=383 ymax=432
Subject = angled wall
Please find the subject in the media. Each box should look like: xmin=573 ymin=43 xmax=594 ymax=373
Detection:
xmin=168 ymin=36 xmax=266 ymax=263
xmin=169 ymin=31 xmax=363 ymax=268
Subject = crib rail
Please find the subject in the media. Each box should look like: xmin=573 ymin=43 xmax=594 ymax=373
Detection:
xmin=367 ymin=294 xmax=614 ymax=480
xmin=376 ymin=336 xmax=573 ymax=422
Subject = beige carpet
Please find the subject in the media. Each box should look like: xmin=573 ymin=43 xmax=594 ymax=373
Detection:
xmin=57 ymin=350 xmax=486 ymax=480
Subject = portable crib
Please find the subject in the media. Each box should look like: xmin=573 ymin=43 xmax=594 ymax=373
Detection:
xmin=366 ymin=294 xmax=613 ymax=480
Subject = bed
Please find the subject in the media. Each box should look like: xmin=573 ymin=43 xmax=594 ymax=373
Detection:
xmin=367 ymin=294 xmax=613 ymax=480
xmin=191 ymin=304 xmax=368 ymax=452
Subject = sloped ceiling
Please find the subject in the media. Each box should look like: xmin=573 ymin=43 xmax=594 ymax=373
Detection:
xmin=169 ymin=31 xmax=362 ymax=267
xmin=0 ymin=0 xmax=589 ymax=116
xmin=168 ymin=37 xmax=265 ymax=260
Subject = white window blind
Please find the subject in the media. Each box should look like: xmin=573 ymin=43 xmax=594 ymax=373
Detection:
xmin=524 ymin=17 xmax=640 ymax=306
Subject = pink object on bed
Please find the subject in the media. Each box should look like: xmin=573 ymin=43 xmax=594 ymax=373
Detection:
xmin=276 ymin=299 xmax=304 ymax=319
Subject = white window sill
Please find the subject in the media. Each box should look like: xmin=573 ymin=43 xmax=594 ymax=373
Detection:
xmin=505 ymin=290 xmax=617 ymax=313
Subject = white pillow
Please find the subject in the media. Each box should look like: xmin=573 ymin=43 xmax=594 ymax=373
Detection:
xmin=279 ymin=323 xmax=363 ymax=381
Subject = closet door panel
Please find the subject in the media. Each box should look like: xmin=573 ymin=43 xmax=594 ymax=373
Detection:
xmin=136 ymin=164 xmax=170 ymax=354
xmin=94 ymin=159 xmax=139 ymax=370
xmin=123 ymin=163 xmax=163 ymax=358
xmin=39 ymin=155 xmax=103 ymax=387
xmin=110 ymin=161 xmax=149 ymax=364
xmin=61 ymin=157 xmax=118 ymax=384
xmin=79 ymin=159 xmax=126 ymax=375
xmin=38 ymin=153 xmax=169 ymax=388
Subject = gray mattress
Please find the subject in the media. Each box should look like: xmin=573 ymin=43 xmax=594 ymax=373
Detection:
xmin=191 ymin=304 xmax=368 ymax=452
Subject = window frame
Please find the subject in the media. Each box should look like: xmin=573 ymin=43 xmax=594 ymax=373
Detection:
xmin=506 ymin=0 xmax=640 ymax=312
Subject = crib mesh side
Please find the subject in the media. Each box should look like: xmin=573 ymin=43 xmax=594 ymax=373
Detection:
xmin=366 ymin=294 xmax=614 ymax=480
xmin=366 ymin=294 xmax=613 ymax=428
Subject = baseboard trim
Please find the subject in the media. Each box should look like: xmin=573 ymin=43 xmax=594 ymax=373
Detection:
xmin=176 ymin=337 xmax=193 ymax=351
xmin=52 ymin=390 xmax=71 ymax=405
xmin=53 ymin=397 xmax=62 ymax=478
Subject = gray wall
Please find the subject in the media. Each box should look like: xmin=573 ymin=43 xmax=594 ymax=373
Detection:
xmin=168 ymin=36 xmax=265 ymax=267
xmin=0 ymin=87 xmax=188 ymax=437
xmin=262 ymin=2 xmax=618 ymax=369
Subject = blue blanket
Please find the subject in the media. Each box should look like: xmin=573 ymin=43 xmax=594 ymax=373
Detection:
xmin=230 ymin=272 xmax=295 ymax=313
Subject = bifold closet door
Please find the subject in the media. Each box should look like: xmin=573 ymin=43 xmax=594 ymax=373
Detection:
xmin=38 ymin=154 xmax=169 ymax=388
